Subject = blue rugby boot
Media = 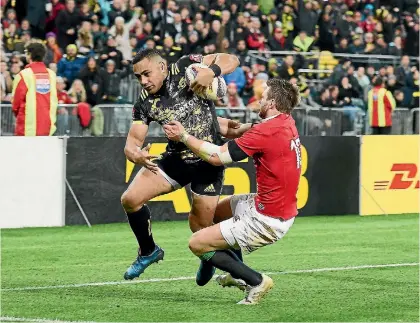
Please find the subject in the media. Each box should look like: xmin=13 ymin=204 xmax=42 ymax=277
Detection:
xmin=124 ymin=245 xmax=164 ymax=280
xmin=196 ymin=260 xmax=216 ymax=286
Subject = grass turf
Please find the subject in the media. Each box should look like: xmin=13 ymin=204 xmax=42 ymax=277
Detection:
xmin=1 ymin=214 xmax=418 ymax=322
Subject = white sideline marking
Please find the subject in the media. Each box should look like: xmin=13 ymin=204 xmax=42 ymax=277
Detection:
xmin=0 ymin=317 xmax=101 ymax=323
xmin=2 ymin=262 xmax=418 ymax=292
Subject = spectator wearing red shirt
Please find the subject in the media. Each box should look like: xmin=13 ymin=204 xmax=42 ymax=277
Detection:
xmin=246 ymin=18 xmax=265 ymax=50
xmin=46 ymin=0 xmax=66 ymax=33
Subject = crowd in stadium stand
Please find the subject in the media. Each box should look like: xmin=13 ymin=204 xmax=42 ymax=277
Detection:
xmin=0 ymin=0 xmax=419 ymax=115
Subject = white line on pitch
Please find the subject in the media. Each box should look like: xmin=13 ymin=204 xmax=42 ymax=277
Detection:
xmin=0 ymin=316 xmax=101 ymax=323
xmin=2 ymin=262 xmax=418 ymax=292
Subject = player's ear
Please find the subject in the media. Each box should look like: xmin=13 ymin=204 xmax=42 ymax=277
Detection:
xmin=160 ymin=61 xmax=165 ymax=72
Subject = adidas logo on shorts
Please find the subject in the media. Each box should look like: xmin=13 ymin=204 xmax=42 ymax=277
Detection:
xmin=204 ymin=184 xmax=216 ymax=193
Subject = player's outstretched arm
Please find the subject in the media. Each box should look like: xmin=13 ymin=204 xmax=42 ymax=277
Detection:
xmin=163 ymin=121 xmax=233 ymax=166
xmin=125 ymin=123 xmax=159 ymax=173
xmin=202 ymin=53 xmax=240 ymax=76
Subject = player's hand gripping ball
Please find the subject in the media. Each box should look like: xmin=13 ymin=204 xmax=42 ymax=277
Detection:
xmin=185 ymin=63 xmax=227 ymax=101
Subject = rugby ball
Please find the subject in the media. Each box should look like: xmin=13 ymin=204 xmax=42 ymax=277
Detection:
xmin=185 ymin=63 xmax=227 ymax=101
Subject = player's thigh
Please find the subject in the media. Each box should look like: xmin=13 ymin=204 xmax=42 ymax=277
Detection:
xmin=214 ymin=194 xmax=255 ymax=223
xmin=189 ymin=223 xmax=230 ymax=256
xmin=213 ymin=196 xmax=234 ymax=224
xmin=189 ymin=193 xmax=220 ymax=232
xmin=121 ymin=167 xmax=173 ymax=212
xmin=189 ymin=162 xmax=225 ymax=231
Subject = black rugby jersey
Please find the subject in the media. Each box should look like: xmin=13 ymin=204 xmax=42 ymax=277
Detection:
xmin=132 ymin=54 xmax=222 ymax=160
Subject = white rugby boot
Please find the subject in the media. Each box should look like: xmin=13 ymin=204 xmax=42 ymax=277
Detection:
xmin=237 ymin=274 xmax=274 ymax=305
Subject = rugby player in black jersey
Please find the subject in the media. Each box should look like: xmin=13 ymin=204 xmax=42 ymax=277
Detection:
xmin=121 ymin=48 xmax=251 ymax=285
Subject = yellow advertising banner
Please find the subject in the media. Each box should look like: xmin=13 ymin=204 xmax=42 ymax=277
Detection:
xmin=360 ymin=135 xmax=420 ymax=215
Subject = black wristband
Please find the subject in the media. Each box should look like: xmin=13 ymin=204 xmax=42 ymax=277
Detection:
xmin=209 ymin=64 xmax=222 ymax=77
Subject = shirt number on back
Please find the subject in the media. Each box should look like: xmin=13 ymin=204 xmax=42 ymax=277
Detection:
xmin=290 ymin=138 xmax=302 ymax=169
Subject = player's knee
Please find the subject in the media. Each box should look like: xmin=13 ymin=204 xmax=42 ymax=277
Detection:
xmin=121 ymin=190 xmax=145 ymax=213
xmin=188 ymin=232 xmax=204 ymax=256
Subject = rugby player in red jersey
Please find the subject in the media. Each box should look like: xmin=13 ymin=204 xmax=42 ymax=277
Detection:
xmin=163 ymin=78 xmax=301 ymax=305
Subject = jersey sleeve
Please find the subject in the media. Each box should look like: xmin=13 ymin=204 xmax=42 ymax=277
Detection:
xmin=173 ymin=55 xmax=204 ymax=75
xmin=234 ymin=126 xmax=266 ymax=157
xmin=132 ymin=100 xmax=151 ymax=125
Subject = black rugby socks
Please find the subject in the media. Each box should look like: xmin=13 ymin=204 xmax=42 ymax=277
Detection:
xmin=201 ymin=250 xmax=263 ymax=286
xmin=127 ymin=205 xmax=156 ymax=256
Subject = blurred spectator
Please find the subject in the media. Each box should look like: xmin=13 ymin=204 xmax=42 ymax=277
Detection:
xmin=349 ymin=35 xmax=365 ymax=54
xmin=376 ymin=35 xmax=388 ymax=54
xmin=337 ymin=11 xmax=358 ymax=40
xmin=46 ymin=0 xmax=66 ymax=34
xmin=366 ymin=65 xmax=376 ymax=81
xmin=156 ymin=36 xmax=183 ymax=64
xmin=20 ymin=19 xmax=31 ymax=34
xmin=354 ymin=66 xmax=371 ymax=95
xmin=388 ymin=36 xmax=403 ymax=56
xmin=396 ymin=55 xmax=413 ymax=87
xmin=297 ymin=0 xmax=318 ymax=36
xmin=57 ymin=44 xmax=88 ymax=87
xmin=100 ymin=35 xmax=124 ymax=69
xmin=235 ymin=39 xmax=252 ymax=68
xmin=367 ymin=76 xmax=396 ymax=135
xmin=247 ymin=83 xmax=264 ymax=111
xmin=329 ymin=59 xmax=352 ymax=85
xmin=68 ymin=79 xmax=87 ymax=103
xmin=44 ymin=32 xmax=63 ymax=66
xmin=335 ymin=38 xmax=349 ymax=54
xmin=386 ymin=75 xmax=399 ymax=94
xmin=300 ymin=84 xmax=321 ymax=108
xmin=3 ymin=23 xmax=20 ymax=52
xmin=49 ymin=62 xmax=58 ymax=74
xmin=223 ymin=66 xmax=246 ymax=93
xmin=339 ymin=77 xmax=359 ymax=102
xmin=26 ymin=0 xmax=47 ymax=38
xmin=79 ymin=56 xmax=104 ymax=106
xmin=246 ymin=18 xmax=266 ymax=50
xmin=56 ymin=0 xmax=81 ymax=50
xmin=57 ymin=76 xmax=72 ymax=105
xmin=101 ymin=59 xmax=130 ymax=103
xmin=404 ymin=14 xmax=419 ymax=56
xmin=268 ymin=27 xmax=292 ymax=51
xmin=267 ymin=58 xmax=280 ymax=78
xmin=0 ymin=61 xmax=13 ymax=94
xmin=108 ymin=9 xmax=140 ymax=60
xmin=10 ymin=62 xmax=22 ymax=80
xmin=76 ymin=21 xmax=94 ymax=56
xmin=108 ymin=0 xmax=131 ymax=26
xmin=394 ymin=90 xmax=407 ymax=108
xmin=91 ymin=21 xmax=108 ymax=52
xmin=219 ymin=82 xmax=245 ymax=108
xmin=278 ymin=55 xmax=298 ymax=80
xmin=293 ymin=30 xmax=314 ymax=52
xmin=2 ymin=8 xmax=18 ymax=29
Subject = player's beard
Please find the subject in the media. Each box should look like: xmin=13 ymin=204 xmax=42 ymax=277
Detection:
xmin=258 ymin=103 xmax=268 ymax=119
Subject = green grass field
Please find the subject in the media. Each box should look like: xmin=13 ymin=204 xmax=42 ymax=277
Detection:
xmin=1 ymin=214 xmax=419 ymax=322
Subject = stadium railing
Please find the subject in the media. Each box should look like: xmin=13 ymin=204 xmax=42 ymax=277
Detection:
xmin=411 ymin=108 xmax=419 ymax=134
xmin=248 ymin=50 xmax=420 ymax=68
xmin=0 ymin=104 xmax=415 ymax=137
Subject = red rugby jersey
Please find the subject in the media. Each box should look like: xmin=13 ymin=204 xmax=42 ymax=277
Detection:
xmin=235 ymin=114 xmax=301 ymax=220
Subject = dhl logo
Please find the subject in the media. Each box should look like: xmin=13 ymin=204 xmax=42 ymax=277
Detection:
xmin=374 ymin=163 xmax=420 ymax=190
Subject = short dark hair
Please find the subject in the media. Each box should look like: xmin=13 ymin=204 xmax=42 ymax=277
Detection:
xmin=373 ymin=76 xmax=383 ymax=86
xmin=132 ymin=48 xmax=163 ymax=65
xmin=25 ymin=42 xmax=46 ymax=62
xmin=266 ymin=78 xmax=300 ymax=114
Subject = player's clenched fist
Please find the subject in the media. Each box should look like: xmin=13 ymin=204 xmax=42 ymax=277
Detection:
xmin=134 ymin=143 xmax=159 ymax=174
xmin=163 ymin=121 xmax=185 ymax=142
